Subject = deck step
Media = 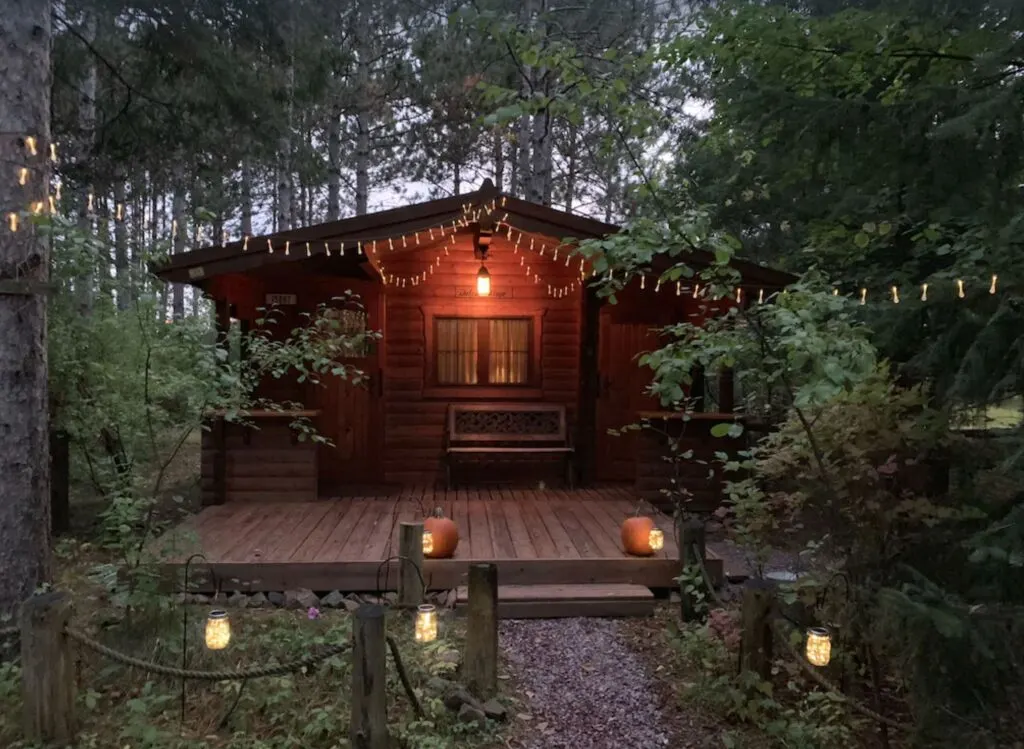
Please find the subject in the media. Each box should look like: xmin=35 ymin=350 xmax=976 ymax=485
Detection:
xmin=455 ymin=584 xmax=656 ymax=619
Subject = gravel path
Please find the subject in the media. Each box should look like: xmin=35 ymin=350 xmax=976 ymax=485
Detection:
xmin=500 ymin=618 xmax=671 ymax=749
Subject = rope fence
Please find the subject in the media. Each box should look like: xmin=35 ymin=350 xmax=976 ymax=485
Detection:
xmin=65 ymin=626 xmax=351 ymax=681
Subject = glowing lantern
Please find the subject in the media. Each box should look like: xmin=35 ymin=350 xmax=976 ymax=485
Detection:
xmin=805 ymin=627 xmax=831 ymax=667
xmin=476 ymin=264 xmax=491 ymax=296
xmin=422 ymin=530 xmax=435 ymax=556
xmin=205 ymin=610 xmax=231 ymax=650
xmin=648 ymin=528 xmax=665 ymax=551
xmin=415 ymin=604 xmax=438 ymax=643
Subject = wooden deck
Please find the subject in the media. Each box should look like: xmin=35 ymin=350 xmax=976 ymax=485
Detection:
xmin=156 ymin=486 xmax=721 ymax=593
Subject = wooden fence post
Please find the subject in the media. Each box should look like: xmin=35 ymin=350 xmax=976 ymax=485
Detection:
xmin=463 ymin=563 xmax=498 ymax=699
xmin=21 ymin=592 xmax=76 ymax=744
xmin=739 ymin=579 xmax=773 ymax=681
xmin=398 ymin=522 xmax=424 ymax=607
xmin=350 ymin=604 xmax=388 ymax=749
xmin=678 ymin=517 xmax=707 ymax=621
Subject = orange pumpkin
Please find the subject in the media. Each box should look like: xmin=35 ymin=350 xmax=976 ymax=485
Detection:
xmin=424 ymin=511 xmax=459 ymax=559
xmin=621 ymin=516 xmax=657 ymax=556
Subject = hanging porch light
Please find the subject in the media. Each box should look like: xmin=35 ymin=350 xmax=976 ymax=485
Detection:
xmin=805 ymin=627 xmax=831 ymax=667
xmin=476 ymin=264 xmax=491 ymax=296
xmin=415 ymin=604 xmax=438 ymax=643
xmin=205 ymin=610 xmax=231 ymax=650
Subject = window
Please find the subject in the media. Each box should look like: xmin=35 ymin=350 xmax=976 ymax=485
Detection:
xmin=435 ymin=317 xmax=532 ymax=386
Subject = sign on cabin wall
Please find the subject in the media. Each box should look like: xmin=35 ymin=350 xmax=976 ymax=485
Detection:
xmin=265 ymin=293 xmax=298 ymax=306
xmin=456 ymin=287 xmax=508 ymax=298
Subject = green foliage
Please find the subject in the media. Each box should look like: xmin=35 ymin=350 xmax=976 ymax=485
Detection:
xmin=667 ymin=623 xmax=859 ymax=749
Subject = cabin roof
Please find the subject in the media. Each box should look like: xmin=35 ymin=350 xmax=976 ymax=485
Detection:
xmin=154 ymin=179 xmax=795 ymax=288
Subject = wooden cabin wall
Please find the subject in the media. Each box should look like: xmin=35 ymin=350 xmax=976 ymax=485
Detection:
xmin=377 ymin=232 xmax=584 ymax=484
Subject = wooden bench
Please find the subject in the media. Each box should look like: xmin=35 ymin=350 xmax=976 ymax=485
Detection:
xmin=444 ymin=403 xmax=574 ymax=489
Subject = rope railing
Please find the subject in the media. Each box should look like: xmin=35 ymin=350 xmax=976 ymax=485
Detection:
xmin=64 ymin=626 xmax=351 ymax=681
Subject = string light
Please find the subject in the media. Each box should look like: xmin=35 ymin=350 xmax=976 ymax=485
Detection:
xmin=891 ymin=285 xmax=900 ymax=304
xmin=957 ymin=279 xmax=965 ymax=298
xmin=306 ymin=242 xmax=311 ymax=257
xmin=24 ymin=136 xmax=37 ymax=156
xmin=7 ymin=213 xmax=18 ymax=231
xmin=921 ymin=283 xmax=928 ymax=301
xmin=87 ymin=193 xmax=94 ymax=212
xmin=860 ymin=288 xmax=867 ymax=305
xmin=325 ymin=242 xmax=331 ymax=257
xmin=116 ymin=203 xmax=124 ymax=221
xmin=31 ymin=201 xmax=43 ymax=215
xmin=267 ymin=239 xmax=274 ymax=254
xmin=758 ymin=288 xmax=764 ymax=304
xmin=735 ymin=287 xmax=742 ymax=304
xmin=49 ymin=143 xmax=57 ymax=162
xmin=17 ymin=167 xmax=28 ymax=185
xmin=990 ymin=274 xmax=998 ymax=294
xmin=284 ymin=240 xmax=290 ymax=256
xmin=243 ymin=235 xmax=250 ymax=251
xmin=48 ymin=195 xmax=56 ymax=213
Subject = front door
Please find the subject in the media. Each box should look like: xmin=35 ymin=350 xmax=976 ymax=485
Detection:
xmin=315 ymin=280 xmax=382 ymax=486
xmin=595 ymin=311 xmax=661 ymax=481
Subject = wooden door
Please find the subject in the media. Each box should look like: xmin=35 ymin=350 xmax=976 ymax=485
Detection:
xmin=595 ymin=311 xmax=661 ymax=481
xmin=315 ymin=282 xmax=382 ymax=486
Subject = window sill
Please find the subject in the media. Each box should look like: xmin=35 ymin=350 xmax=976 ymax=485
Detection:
xmin=422 ymin=386 xmax=544 ymax=401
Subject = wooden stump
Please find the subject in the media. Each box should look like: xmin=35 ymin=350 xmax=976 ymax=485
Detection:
xmin=21 ymin=592 xmax=76 ymax=744
xmin=463 ymin=563 xmax=498 ymax=699
xmin=739 ymin=579 xmax=773 ymax=681
xmin=350 ymin=604 xmax=388 ymax=749
xmin=398 ymin=522 xmax=424 ymax=607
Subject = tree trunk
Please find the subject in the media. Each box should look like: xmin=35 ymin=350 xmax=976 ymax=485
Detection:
xmin=453 ymin=161 xmax=461 ymax=196
xmin=515 ymin=113 xmax=531 ymax=198
xmin=530 ymin=106 xmax=552 ymax=205
xmin=0 ymin=0 xmax=54 ymax=618
xmin=171 ymin=162 xmax=186 ymax=320
xmin=113 ymin=177 xmax=129 ymax=309
xmin=354 ymin=11 xmax=371 ymax=216
xmin=76 ymin=10 xmax=97 ymax=313
xmin=327 ymin=110 xmax=341 ymax=220
xmin=240 ymin=156 xmax=253 ymax=236
xmin=493 ymin=127 xmax=505 ymax=193
xmin=564 ymin=123 xmax=577 ymax=212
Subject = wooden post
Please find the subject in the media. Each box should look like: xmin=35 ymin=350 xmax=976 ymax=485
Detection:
xmin=21 ymin=592 xmax=76 ymax=744
xmin=678 ymin=517 xmax=707 ymax=621
xmin=350 ymin=604 xmax=388 ymax=749
xmin=739 ymin=579 xmax=773 ymax=681
xmin=50 ymin=430 xmax=71 ymax=535
xmin=398 ymin=522 xmax=424 ymax=607
xmin=463 ymin=563 xmax=498 ymax=698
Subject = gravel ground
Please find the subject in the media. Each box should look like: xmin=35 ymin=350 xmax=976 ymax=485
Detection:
xmin=500 ymin=618 xmax=672 ymax=749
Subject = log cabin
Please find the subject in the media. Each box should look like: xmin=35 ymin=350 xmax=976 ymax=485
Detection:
xmin=153 ymin=180 xmax=793 ymax=603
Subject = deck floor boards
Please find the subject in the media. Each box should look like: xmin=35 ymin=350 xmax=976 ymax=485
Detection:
xmin=155 ymin=485 xmax=718 ymax=592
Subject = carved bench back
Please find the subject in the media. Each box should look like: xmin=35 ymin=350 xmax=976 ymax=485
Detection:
xmin=447 ymin=403 xmax=568 ymax=444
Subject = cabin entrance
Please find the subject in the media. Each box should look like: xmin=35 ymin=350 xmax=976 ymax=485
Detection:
xmin=313 ymin=280 xmax=383 ymax=486
xmin=594 ymin=309 xmax=661 ymax=482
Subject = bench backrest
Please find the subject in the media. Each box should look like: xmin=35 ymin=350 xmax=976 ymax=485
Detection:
xmin=446 ymin=403 xmax=568 ymax=444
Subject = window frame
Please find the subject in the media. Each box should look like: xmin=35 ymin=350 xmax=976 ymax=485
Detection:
xmin=422 ymin=306 xmax=544 ymax=399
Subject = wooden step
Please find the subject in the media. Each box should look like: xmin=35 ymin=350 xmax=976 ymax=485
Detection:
xmin=455 ymin=584 xmax=656 ymax=619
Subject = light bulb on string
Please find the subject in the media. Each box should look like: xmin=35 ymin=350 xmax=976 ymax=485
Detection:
xmin=7 ymin=213 xmax=19 ymax=232
xmin=17 ymin=167 xmax=28 ymax=185
xmin=921 ymin=283 xmax=928 ymax=301
xmin=891 ymin=286 xmax=900 ymax=304
xmin=306 ymin=242 xmax=311 ymax=257
xmin=24 ymin=136 xmax=37 ymax=156
xmin=49 ymin=143 xmax=57 ymax=162
xmin=267 ymin=239 xmax=274 ymax=254
xmin=860 ymin=288 xmax=867 ymax=305
xmin=957 ymin=279 xmax=965 ymax=298
xmin=758 ymin=289 xmax=764 ymax=304
xmin=325 ymin=242 xmax=332 ymax=257
xmin=243 ymin=235 xmax=250 ymax=251
xmin=990 ymin=274 xmax=998 ymax=294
